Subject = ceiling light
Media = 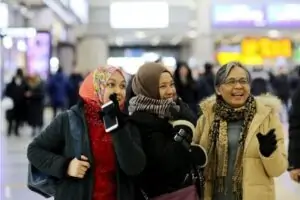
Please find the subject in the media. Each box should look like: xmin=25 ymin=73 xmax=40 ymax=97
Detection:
xmin=187 ymin=30 xmax=198 ymax=38
xmin=188 ymin=20 xmax=198 ymax=28
xmin=20 ymin=7 xmax=27 ymax=15
xmin=110 ymin=2 xmax=169 ymax=29
xmin=151 ymin=37 xmax=160 ymax=46
xmin=0 ymin=28 xmax=36 ymax=38
xmin=17 ymin=40 xmax=27 ymax=52
xmin=115 ymin=37 xmax=123 ymax=46
xmin=135 ymin=31 xmax=146 ymax=39
xmin=143 ymin=52 xmax=159 ymax=62
xmin=170 ymin=36 xmax=182 ymax=45
xmin=3 ymin=36 xmax=13 ymax=49
xmin=268 ymin=30 xmax=280 ymax=38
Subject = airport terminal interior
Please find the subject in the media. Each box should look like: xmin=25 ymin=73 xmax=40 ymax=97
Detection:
xmin=0 ymin=0 xmax=300 ymax=199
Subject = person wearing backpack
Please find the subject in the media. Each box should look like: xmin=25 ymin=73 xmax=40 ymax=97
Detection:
xmin=27 ymin=66 xmax=146 ymax=200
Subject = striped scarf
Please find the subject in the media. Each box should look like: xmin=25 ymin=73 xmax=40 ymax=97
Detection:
xmin=128 ymin=95 xmax=179 ymax=118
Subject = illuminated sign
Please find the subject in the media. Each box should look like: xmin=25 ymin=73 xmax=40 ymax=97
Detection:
xmin=241 ymin=38 xmax=292 ymax=58
xmin=110 ymin=2 xmax=169 ymax=29
xmin=212 ymin=4 xmax=266 ymax=28
xmin=0 ymin=28 xmax=36 ymax=38
xmin=212 ymin=3 xmax=300 ymax=28
xmin=266 ymin=4 xmax=300 ymax=27
xmin=216 ymin=37 xmax=292 ymax=65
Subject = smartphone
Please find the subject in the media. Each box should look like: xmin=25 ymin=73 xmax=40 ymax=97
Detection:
xmin=101 ymin=101 xmax=119 ymax=132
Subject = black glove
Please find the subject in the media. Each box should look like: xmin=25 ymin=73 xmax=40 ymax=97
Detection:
xmin=99 ymin=93 xmax=127 ymax=128
xmin=172 ymin=118 xmax=196 ymax=142
xmin=173 ymin=127 xmax=207 ymax=167
xmin=256 ymin=129 xmax=277 ymax=157
xmin=173 ymin=124 xmax=193 ymax=143
xmin=189 ymin=145 xmax=208 ymax=167
xmin=169 ymin=98 xmax=197 ymax=125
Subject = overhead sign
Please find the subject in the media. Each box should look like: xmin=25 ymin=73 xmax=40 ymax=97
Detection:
xmin=110 ymin=2 xmax=169 ymax=29
xmin=266 ymin=4 xmax=300 ymax=27
xmin=212 ymin=4 xmax=266 ymax=28
xmin=241 ymin=37 xmax=292 ymax=58
xmin=0 ymin=28 xmax=36 ymax=38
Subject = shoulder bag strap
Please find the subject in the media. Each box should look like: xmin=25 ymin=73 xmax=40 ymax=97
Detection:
xmin=67 ymin=110 xmax=82 ymax=160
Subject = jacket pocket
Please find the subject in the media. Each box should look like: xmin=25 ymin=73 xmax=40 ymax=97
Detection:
xmin=244 ymin=185 xmax=273 ymax=200
xmin=244 ymin=158 xmax=273 ymax=185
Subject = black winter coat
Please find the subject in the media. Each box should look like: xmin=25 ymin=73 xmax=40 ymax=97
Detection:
xmin=130 ymin=111 xmax=200 ymax=199
xmin=27 ymin=102 xmax=146 ymax=200
xmin=289 ymin=86 xmax=300 ymax=169
xmin=26 ymin=82 xmax=45 ymax=127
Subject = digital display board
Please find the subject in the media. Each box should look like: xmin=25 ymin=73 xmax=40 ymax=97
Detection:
xmin=266 ymin=4 xmax=300 ymax=28
xmin=241 ymin=37 xmax=292 ymax=58
xmin=212 ymin=4 xmax=266 ymax=28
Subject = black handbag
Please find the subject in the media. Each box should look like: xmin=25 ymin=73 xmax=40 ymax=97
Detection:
xmin=27 ymin=110 xmax=82 ymax=198
xmin=141 ymin=166 xmax=205 ymax=200
xmin=27 ymin=164 xmax=58 ymax=198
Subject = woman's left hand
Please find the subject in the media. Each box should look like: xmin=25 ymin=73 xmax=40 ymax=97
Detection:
xmin=169 ymin=98 xmax=197 ymax=125
xmin=256 ymin=129 xmax=278 ymax=157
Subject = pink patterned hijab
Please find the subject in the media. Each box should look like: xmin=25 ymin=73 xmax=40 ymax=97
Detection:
xmin=79 ymin=66 xmax=125 ymax=107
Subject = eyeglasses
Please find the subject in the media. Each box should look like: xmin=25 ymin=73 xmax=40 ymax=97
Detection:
xmin=222 ymin=78 xmax=249 ymax=87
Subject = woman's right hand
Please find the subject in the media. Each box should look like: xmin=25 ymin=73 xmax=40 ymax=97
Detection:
xmin=190 ymin=145 xmax=208 ymax=168
xmin=67 ymin=155 xmax=90 ymax=178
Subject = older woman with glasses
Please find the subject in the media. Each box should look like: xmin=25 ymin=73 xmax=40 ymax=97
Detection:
xmin=193 ymin=62 xmax=287 ymax=200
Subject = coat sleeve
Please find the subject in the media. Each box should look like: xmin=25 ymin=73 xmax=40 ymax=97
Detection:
xmin=110 ymin=122 xmax=146 ymax=176
xmin=193 ymin=115 xmax=205 ymax=145
xmin=112 ymin=120 xmax=191 ymax=176
xmin=27 ymin=112 xmax=72 ymax=179
xmin=288 ymin=87 xmax=300 ymax=169
xmin=260 ymin=113 xmax=288 ymax=177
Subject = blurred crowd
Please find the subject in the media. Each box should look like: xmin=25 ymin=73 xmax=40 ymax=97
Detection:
xmin=2 ymin=61 xmax=300 ymax=138
xmin=3 ymin=67 xmax=83 ymax=137
xmin=2 ymin=60 xmax=300 ymax=200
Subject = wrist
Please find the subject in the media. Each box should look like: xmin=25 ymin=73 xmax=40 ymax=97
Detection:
xmin=64 ymin=157 xmax=74 ymax=177
xmin=288 ymin=166 xmax=296 ymax=171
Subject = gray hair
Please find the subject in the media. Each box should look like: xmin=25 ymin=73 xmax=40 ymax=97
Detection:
xmin=214 ymin=62 xmax=251 ymax=87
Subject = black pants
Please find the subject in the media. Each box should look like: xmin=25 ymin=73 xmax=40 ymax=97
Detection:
xmin=52 ymin=105 xmax=66 ymax=119
xmin=31 ymin=125 xmax=41 ymax=137
xmin=8 ymin=119 xmax=21 ymax=136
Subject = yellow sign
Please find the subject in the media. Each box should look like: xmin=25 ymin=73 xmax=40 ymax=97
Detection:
xmin=217 ymin=37 xmax=292 ymax=65
xmin=241 ymin=37 xmax=292 ymax=58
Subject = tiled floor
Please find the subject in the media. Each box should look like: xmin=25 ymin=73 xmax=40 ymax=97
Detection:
xmin=0 ymin=108 xmax=299 ymax=200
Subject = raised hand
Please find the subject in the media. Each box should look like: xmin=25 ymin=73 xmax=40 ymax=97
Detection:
xmin=109 ymin=93 xmax=119 ymax=108
xmin=256 ymin=129 xmax=277 ymax=157
xmin=99 ymin=93 xmax=127 ymax=130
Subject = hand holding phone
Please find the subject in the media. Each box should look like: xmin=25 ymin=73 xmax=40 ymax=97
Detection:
xmin=101 ymin=101 xmax=119 ymax=132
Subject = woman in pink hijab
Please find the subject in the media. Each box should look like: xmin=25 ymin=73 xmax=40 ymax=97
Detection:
xmin=27 ymin=66 xmax=145 ymax=200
